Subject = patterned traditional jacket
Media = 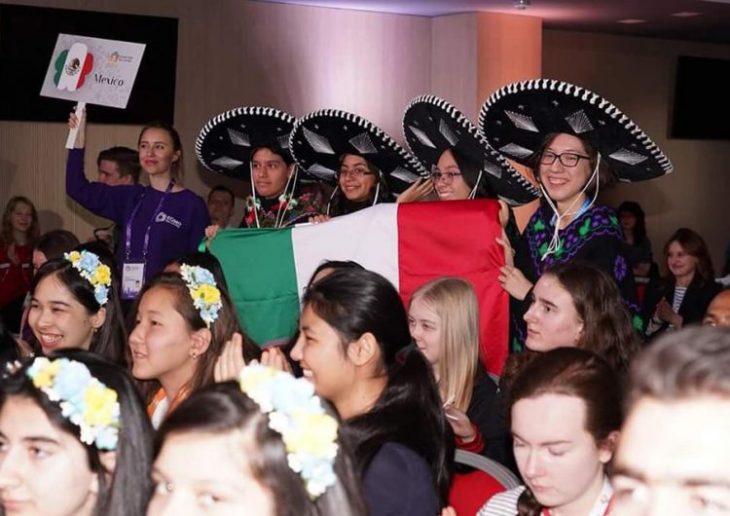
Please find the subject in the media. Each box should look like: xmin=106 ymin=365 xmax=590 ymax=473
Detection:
xmin=240 ymin=183 xmax=326 ymax=228
xmin=510 ymin=203 xmax=640 ymax=352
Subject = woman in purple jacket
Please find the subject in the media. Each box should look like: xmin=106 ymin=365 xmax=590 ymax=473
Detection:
xmin=67 ymin=110 xmax=209 ymax=300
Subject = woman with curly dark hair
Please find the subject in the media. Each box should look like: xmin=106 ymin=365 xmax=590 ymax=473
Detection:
xmin=645 ymin=228 xmax=721 ymax=339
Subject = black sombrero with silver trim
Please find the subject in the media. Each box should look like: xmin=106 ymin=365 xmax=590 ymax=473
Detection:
xmin=479 ymin=79 xmax=673 ymax=182
xmin=403 ymin=95 xmax=539 ymax=206
xmin=289 ymin=109 xmax=428 ymax=194
xmin=195 ymin=106 xmax=296 ymax=180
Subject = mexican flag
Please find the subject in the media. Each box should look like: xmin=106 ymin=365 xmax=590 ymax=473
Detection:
xmin=209 ymin=200 xmax=508 ymax=374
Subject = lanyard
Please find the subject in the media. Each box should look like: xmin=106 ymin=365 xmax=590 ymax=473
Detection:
xmin=124 ymin=181 xmax=174 ymax=261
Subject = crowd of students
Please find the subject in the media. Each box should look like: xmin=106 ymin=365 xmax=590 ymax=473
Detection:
xmin=1 ymin=78 xmax=729 ymax=515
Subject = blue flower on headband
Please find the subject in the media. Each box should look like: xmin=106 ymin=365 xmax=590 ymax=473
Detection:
xmin=79 ymin=251 xmax=100 ymax=272
xmin=94 ymin=285 xmax=109 ymax=307
xmin=53 ymin=360 xmax=92 ymax=404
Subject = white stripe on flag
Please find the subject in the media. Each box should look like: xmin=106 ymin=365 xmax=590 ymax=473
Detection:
xmin=291 ymin=203 xmax=400 ymax=298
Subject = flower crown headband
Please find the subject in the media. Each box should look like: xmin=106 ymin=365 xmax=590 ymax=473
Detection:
xmin=64 ymin=250 xmax=112 ymax=306
xmin=179 ymin=264 xmax=223 ymax=327
xmin=25 ymin=357 xmax=121 ymax=450
xmin=238 ymin=364 xmax=339 ymax=498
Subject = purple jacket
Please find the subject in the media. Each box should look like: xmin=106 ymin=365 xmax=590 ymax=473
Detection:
xmin=66 ymin=149 xmax=210 ymax=283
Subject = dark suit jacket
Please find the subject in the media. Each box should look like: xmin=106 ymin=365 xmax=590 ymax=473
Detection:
xmin=646 ymin=274 xmax=722 ymax=338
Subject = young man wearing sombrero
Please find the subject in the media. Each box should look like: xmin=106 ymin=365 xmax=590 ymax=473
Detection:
xmin=289 ymin=108 xmax=428 ymax=220
xmin=479 ymin=79 xmax=673 ymax=349
xmin=196 ymin=106 xmax=325 ymax=228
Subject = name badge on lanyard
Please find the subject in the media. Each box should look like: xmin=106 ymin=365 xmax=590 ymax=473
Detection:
xmin=121 ymin=181 xmax=174 ymax=300
xmin=121 ymin=262 xmax=145 ymax=300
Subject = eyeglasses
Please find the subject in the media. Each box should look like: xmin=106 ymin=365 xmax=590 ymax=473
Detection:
xmin=430 ymin=168 xmax=463 ymax=183
xmin=338 ymin=167 xmax=373 ymax=179
xmin=540 ymin=151 xmax=591 ymax=168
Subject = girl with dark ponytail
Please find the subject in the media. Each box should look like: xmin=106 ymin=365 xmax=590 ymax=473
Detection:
xmin=479 ymin=348 xmax=621 ymax=516
xmin=290 ymin=268 xmax=453 ymax=515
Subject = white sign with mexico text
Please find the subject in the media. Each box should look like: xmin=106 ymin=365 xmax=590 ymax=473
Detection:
xmin=40 ymin=33 xmax=145 ymax=108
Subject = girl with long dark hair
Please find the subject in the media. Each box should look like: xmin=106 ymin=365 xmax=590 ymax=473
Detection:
xmin=27 ymin=246 xmax=127 ymax=364
xmin=129 ymin=265 xmax=259 ymax=427
xmin=290 ymin=268 xmax=453 ymax=514
xmin=0 ymin=350 xmax=154 ymax=516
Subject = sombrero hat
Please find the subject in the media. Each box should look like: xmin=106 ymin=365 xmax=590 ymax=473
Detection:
xmin=289 ymin=109 xmax=428 ymax=194
xmin=479 ymin=79 xmax=673 ymax=182
xmin=403 ymin=95 xmax=539 ymax=205
xmin=195 ymin=106 xmax=296 ymax=180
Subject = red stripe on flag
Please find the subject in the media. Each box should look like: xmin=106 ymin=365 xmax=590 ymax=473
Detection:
xmin=397 ymin=200 xmax=508 ymax=375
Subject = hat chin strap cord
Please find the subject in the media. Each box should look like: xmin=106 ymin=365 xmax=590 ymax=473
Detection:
xmin=325 ymin=185 xmax=338 ymax=217
xmin=372 ymin=182 xmax=381 ymax=207
xmin=274 ymin=165 xmax=299 ymax=229
xmin=468 ymin=170 xmax=483 ymax=200
xmin=540 ymin=153 xmax=601 ymax=261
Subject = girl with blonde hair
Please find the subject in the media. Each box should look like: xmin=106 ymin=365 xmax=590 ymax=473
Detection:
xmin=409 ymin=277 xmax=510 ymax=465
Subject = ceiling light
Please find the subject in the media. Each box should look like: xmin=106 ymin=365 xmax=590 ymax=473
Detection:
xmin=671 ymin=11 xmax=701 ymax=17
xmin=617 ymin=18 xmax=647 ymax=24
xmin=514 ymin=0 xmax=531 ymax=10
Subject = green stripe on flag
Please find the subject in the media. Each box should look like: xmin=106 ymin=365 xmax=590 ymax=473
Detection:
xmin=209 ymin=228 xmax=299 ymax=346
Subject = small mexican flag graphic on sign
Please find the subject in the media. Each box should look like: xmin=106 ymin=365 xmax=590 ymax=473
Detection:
xmin=53 ymin=42 xmax=94 ymax=92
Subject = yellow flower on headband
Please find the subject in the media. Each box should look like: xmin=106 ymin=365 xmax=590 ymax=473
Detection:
xmin=92 ymin=266 xmax=111 ymax=286
xmin=286 ymin=412 xmax=339 ymax=457
xmin=179 ymin=264 xmax=223 ymax=327
xmin=84 ymin=383 xmax=119 ymax=427
xmin=194 ymin=284 xmax=221 ymax=306
xmin=66 ymin=250 xmax=81 ymax=265
xmin=31 ymin=360 xmax=62 ymax=389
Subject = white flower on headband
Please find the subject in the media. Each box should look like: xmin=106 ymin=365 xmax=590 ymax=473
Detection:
xmin=25 ymin=357 xmax=121 ymax=450
xmin=64 ymin=250 xmax=112 ymax=306
xmin=179 ymin=264 xmax=222 ymax=327
xmin=238 ymin=364 xmax=339 ymax=498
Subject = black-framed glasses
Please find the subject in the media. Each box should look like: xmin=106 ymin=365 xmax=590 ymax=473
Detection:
xmin=338 ymin=167 xmax=373 ymax=179
xmin=430 ymin=167 xmax=463 ymax=183
xmin=540 ymin=151 xmax=591 ymax=168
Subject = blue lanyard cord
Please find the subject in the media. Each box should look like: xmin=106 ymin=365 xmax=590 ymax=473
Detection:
xmin=124 ymin=181 xmax=174 ymax=262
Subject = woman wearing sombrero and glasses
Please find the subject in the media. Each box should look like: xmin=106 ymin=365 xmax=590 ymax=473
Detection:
xmin=402 ymin=95 xmax=540 ymax=213
xmin=402 ymin=95 xmax=540 ymax=255
xmin=479 ymin=79 xmax=673 ymax=352
xmin=196 ymin=106 xmax=325 ymax=229
xmin=288 ymin=109 xmax=428 ymax=221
